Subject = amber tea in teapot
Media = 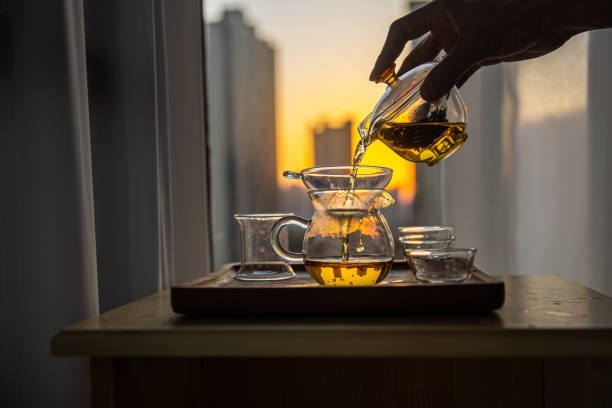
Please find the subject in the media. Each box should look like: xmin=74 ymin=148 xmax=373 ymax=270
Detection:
xmin=363 ymin=120 xmax=467 ymax=164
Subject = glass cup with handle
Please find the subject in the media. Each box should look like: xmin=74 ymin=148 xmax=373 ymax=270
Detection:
xmin=234 ymin=213 xmax=296 ymax=281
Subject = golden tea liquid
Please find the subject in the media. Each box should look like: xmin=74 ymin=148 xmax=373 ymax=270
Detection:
xmin=367 ymin=121 xmax=467 ymax=166
xmin=304 ymin=258 xmax=393 ymax=286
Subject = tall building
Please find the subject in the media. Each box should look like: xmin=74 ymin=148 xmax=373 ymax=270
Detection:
xmin=313 ymin=121 xmax=352 ymax=166
xmin=206 ymin=10 xmax=279 ymax=266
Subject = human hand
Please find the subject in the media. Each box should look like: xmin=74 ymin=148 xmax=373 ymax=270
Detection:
xmin=370 ymin=0 xmax=579 ymax=102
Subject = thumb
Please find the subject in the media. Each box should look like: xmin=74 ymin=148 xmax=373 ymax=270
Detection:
xmin=420 ymin=38 xmax=484 ymax=102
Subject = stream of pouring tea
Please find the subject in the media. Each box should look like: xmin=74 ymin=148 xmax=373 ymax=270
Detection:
xmin=341 ymin=137 xmax=370 ymax=261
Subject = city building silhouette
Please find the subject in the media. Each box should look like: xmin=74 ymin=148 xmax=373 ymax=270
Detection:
xmin=207 ymin=10 xmax=279 ymax=266
xmin=313 ymin=121 xmax=352 ymax=166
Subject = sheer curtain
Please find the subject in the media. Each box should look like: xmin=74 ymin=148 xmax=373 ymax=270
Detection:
xmin=2 ymin=1 xmax=98 ymax=406
xmin=444 ymin=29 xmax=612 ymax=296
xmin=1 ymin=0 xmax=211 ymax=406
xmin=587 ymin=29 xmax=612 ymax=295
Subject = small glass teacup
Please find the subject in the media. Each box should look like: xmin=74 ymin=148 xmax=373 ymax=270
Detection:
xmin=406 ymin=248 xmax=476 ymax=284
xmin=398 ymin=225 xmax=455 ymax=251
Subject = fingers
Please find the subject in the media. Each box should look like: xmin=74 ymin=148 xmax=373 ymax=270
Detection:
xmin=451 ymin=39 xmax=552 ymax=89
xmin=420 ymin=36 xmax=486 ymax=102
xmin=452 ymin=36 xmax=552 ymax=87
xmin=397 ymin=35 xmax=443 ymax=76
xmin=370 ymin=5 xmax=434 ymax=81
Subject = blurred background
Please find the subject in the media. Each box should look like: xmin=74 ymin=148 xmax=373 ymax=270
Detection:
xmin=203 ymin=0 xmax=612 ymax=296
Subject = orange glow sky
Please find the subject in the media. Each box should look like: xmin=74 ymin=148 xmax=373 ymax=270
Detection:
xmin=205 ymin=0 xmax=416 ymax=204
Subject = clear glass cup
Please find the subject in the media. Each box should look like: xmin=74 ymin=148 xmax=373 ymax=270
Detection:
xmin=398 ymin=225 xmax=455 ymax=251
xmin=234 ymin=214 xmax=296 ymax=281
xmin=406 ymin=248 xmax=476 ymax=284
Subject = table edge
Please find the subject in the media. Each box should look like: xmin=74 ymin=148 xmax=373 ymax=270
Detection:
xmin=51 ymin=328 xmax=612 ymax=358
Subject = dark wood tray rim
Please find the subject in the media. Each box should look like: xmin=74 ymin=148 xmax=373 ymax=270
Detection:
xmin=173 ymin=262 xmax=503 ymax=289
xmin=171 ymin=262 xmax=505 ymax=316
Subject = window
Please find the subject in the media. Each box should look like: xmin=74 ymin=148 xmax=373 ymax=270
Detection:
xmin=204 ymin=1 xmax=422 ymax=267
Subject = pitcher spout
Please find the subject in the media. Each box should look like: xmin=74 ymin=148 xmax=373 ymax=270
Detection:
xmin=370 ymin=190 xmax=395 ymax=211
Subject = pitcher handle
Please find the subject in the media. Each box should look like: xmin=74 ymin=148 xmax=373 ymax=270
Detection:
xmin=271 ymin=216 xmax=309 ymax=262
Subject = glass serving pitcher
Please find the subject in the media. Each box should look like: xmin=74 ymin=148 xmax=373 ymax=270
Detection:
xmin=271 ymin=188 xmax=395 ymax=286
xmin=358 ymin=60 xmax=468 ymax=166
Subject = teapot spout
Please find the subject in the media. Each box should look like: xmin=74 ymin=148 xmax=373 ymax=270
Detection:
xmin=357 ymin=113 xmax=372 ymax=139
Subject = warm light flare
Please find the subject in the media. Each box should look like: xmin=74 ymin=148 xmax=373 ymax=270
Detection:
xmin=276 ymin=104 xmax=416 ymax=206
xmin=350 ymin=130 xmax=416 ymax=205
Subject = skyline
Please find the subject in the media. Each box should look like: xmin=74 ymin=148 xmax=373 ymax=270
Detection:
xmin=204 ymin=0 xmax=417 ymax=204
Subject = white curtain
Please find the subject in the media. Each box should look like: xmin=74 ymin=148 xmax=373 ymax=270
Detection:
xmin=1 ymin=0 xmax=211 ymax=406
xmin=1 ymin=1 xmax=98 ymax=406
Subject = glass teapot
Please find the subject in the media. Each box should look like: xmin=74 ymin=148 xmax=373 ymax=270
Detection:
xmin=271 ymin=187 xmax=395 ymax=287
xmin=358 ymin=60 xmax=468 ymax=166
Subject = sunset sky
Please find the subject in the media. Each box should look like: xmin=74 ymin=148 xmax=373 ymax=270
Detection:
xmin=204 ymin=0 xmax=416 ymax=204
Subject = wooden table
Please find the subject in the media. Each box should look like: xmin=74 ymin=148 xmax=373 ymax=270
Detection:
xmin=52 ymin=275 xmax=612 ymax=407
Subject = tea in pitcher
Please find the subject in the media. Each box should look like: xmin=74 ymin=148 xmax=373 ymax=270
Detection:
xmin=304 ymin=257 xmax=393 ymax=286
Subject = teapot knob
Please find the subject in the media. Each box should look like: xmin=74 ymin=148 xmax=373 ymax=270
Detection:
xmin=376 ymin=63 xmax=398 ymax=86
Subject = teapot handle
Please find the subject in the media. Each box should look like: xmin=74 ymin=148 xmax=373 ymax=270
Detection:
xmin=270 ymin=216 xmax=309 ymax=262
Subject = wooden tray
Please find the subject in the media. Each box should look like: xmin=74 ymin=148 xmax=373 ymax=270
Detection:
xmin=171 ymin=262 xmax=504 ymax=316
